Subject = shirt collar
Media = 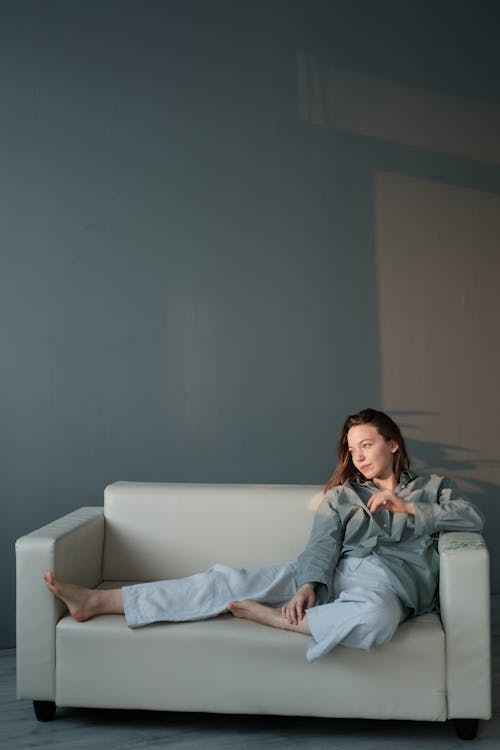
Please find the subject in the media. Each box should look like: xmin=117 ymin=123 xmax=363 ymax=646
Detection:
xmin=350 ymin=469 xmax=417 ymax=491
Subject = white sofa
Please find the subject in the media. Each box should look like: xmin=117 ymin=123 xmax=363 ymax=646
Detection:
xmin=16 ymin=482 xmax=491 ymax=739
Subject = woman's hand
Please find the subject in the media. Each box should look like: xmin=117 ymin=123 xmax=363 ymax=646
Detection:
xmin=282 ymin=583 xmax=316 ymax=625
xmin=367 ymin=490 xmax=415 ymax=515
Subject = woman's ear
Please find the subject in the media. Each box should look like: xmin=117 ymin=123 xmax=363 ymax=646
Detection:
xmin=390 ymin=441 xmax=399 ymax=454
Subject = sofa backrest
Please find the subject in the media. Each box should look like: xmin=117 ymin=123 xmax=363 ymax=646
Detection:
xmin=102 ymin=482 xmax=323 ymax=581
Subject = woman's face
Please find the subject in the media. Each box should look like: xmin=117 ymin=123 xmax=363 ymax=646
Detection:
xmin=347 ymin=423 xmax=398 ymax=483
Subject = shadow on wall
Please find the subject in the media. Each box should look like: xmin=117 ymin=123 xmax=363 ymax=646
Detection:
xmin=395 ymin=410 xmax=500 ymax=481
xmin=372 ymin=170 xmax=500 ymax=592
xmin=392 ymin=410 xmax=498 ymax=585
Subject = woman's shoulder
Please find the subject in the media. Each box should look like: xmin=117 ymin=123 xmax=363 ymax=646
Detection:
xmin=404 ymin=472 xmax=461 ymax=495
xmin=324 ymin=479 xmax=365 ymax=503
xmin=323 ymin=484 xmax=343 ymax=503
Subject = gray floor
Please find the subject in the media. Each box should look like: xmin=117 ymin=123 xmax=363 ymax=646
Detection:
xmin=2 ymin=597 xmax=499 ymax=750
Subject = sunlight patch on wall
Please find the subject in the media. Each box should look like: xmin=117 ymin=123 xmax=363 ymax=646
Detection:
xmin=298 ymin=52 xmax=500 ymax=165
xmin=374 ymin=170 xmax=500 ymax=496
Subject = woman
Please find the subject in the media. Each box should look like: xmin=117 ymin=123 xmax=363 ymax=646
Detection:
xmin=44 ymin=408 xmax=484 ymax=662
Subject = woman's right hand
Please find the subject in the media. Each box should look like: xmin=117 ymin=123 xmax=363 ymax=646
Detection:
xmin=282 ymin=582 xmax=316 ymax=625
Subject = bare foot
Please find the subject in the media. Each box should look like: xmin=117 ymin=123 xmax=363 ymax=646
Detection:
xmin=228 ymin=599 xmax=311 ymax=635
xmin=43 ymin=572 xmax=99 ymax=621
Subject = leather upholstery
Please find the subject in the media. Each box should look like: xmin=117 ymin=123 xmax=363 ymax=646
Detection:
xmin=439 ymin=532 xmax=491 ymax=719
xmin=102 ymin=482 xmax=323 ymax=580
xmin=16 ymin=507 xmax=104 ymax=700
xmin=16 ymin=482 xmax=491 ymax=723
xmin=55 ymin=609 xmax=446 ymax=719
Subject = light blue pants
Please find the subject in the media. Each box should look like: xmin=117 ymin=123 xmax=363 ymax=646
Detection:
xmin=122 ymin=555 xmax=407 ymax=662
xmin=305 ymin=555 xmax=407 ymax=661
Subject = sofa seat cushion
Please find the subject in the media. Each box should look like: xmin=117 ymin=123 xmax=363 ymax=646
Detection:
xmin=55 ymin=596 xmax=446 ymax=721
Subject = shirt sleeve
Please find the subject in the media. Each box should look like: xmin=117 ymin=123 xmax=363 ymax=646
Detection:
xmin=295 ymin=490 xmax=343 ymax=590
xmin=413 ymin=476 xmax=485 ymax=537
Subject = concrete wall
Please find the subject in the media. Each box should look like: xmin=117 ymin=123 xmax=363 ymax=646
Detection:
xmin=2 ymin=0 xmax=499 ymax=647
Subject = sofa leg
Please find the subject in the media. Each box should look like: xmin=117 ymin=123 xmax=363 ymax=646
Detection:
xmin=33 ymin=700 xmax=56 ymax=722
xmin=454 ymin=719 xmax=479 ymax=740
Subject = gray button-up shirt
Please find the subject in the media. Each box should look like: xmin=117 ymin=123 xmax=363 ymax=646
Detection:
xmin=295 ymin=472 xmax=484 ymax=615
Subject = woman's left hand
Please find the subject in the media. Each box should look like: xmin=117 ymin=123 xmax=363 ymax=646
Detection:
xmin=367 ymin=491 xmax=415 ymax=515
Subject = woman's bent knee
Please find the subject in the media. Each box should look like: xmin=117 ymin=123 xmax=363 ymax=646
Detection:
xmin=341 ymin=593 xmax=403 ymax=649
xmin=363 ymin=598 xmax=403 ymax=647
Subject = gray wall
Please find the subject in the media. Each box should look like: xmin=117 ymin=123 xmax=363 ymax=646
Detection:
xmin=2 ymin=0 xmax=499 ymax=648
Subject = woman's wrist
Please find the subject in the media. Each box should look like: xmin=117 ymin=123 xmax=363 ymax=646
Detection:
xmin=300 ymin=582 xmax=318 ymax=591
xmin=392 ymin=495 xmax=415 ymax=515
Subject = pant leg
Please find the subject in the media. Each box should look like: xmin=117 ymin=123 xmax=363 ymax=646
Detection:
xmin=122 ymin=561 xmax=298 ymax=628
xmin=305 ymin=555 xmax=407 ymax=663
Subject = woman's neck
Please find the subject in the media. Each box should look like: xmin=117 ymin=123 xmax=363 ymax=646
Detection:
xmin=372 ymin=475 xmax=397 ymax=491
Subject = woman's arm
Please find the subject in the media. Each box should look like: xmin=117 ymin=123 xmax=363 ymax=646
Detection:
xmin=295 ymin=491 xmax=343 ymax=592
xmin=367 ymin=477 xmax=484 ymax=535
xmin=412 ymin=477 xmax=484 ymax=536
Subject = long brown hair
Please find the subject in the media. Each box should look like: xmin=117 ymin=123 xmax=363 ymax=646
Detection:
xmin=324 ymin=408 xmax=410 ymax=493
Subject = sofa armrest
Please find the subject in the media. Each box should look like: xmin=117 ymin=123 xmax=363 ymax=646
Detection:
xmin=16 ymin=507 xmax=104 ymax=701
xmin=438 ymin=531 xmax=491 ymax=719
